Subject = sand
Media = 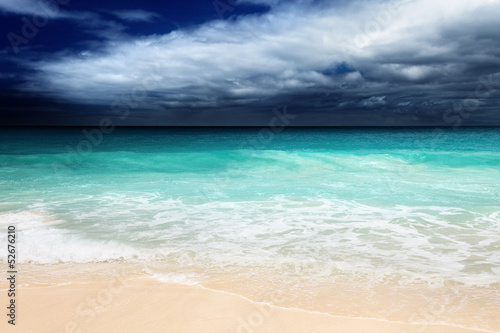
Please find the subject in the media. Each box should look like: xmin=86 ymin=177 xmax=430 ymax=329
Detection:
xmin=0 ymin=266 xmax=496 ymax=333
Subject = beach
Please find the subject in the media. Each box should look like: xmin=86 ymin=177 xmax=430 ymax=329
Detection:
xmin=0 ymin=263 xmax=498 ymax=333
xmin=1 ymin=0 xmax=500 ymax=328
xmin=0 ymin=128 xmax=499 ymax=332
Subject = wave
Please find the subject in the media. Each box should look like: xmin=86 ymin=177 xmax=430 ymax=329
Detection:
xmin=1 ymin=198 xmax=499 ymax=289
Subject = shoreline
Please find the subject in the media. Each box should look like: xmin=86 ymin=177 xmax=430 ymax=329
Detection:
xmin=1 ymin=278 xmax=497 ymax=333
xmin=1 ymin=263 xmax=499 ymax=333
xmin=195 ymin=284 xmax=500 ymax=333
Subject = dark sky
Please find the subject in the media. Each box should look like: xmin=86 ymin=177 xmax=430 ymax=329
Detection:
xmin=1 ymin=0 xmax=500 ymax=126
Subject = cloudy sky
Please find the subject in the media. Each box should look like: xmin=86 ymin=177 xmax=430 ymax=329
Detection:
xmin=1 ymin=0 xmax=499 ymax=126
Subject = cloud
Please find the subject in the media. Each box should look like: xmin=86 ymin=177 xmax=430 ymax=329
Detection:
xmin=0 ymin=0 xmax=126 ymax=43
xmin=17 ymin=0 xmax=500 ymax=125
xmin=0 ymin=0 xmax=71 ymax=18
xmin=0 ymin=0 xmax=133 ymax=40
xmin=110 ymin=9 xmax=160 ymax=22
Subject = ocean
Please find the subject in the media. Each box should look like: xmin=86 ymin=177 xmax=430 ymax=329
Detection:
xmin=1 ymin=127 xmax=499 ymax=329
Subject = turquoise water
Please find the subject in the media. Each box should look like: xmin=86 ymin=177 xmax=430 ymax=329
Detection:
xmin=0 ymin=127 xmax=500 ymax=289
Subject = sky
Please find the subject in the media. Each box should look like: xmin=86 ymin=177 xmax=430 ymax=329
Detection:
xmin=0 ymin=0 xmax=499 ymax=126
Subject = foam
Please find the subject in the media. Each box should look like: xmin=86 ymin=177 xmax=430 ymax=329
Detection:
xmin=142 ymin=267 xmax=200 ymax=285
xmin=1 ymin=196 xmax=499 ymax=289
xmin=0 ymin=211 xmax=140 ymax=264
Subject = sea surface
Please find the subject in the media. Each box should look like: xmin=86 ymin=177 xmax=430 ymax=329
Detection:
xmin=1 ymin=127 xmax=499 ymax=329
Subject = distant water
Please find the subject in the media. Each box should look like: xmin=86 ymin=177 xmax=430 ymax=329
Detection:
xmin=1 ymin=127 xmax=500 ymax=289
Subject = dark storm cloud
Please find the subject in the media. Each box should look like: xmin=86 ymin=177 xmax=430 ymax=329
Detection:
xmin=1 ymin=0 xmax=500 ymax=125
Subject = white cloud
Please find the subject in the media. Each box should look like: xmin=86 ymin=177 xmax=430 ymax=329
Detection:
xmin=0 ymin=0 xmax=70 ymax=18
xmin=21 ymin=0 xmax=500 ymax=112
xmin=111 ymin=9 xmax=160 ymax=22
xmin=0 ymin=0 xmax=132 ymax=38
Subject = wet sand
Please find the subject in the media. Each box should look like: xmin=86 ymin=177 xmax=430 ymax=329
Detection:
xmin=0 ymin=263 xmax=498 ymax=333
